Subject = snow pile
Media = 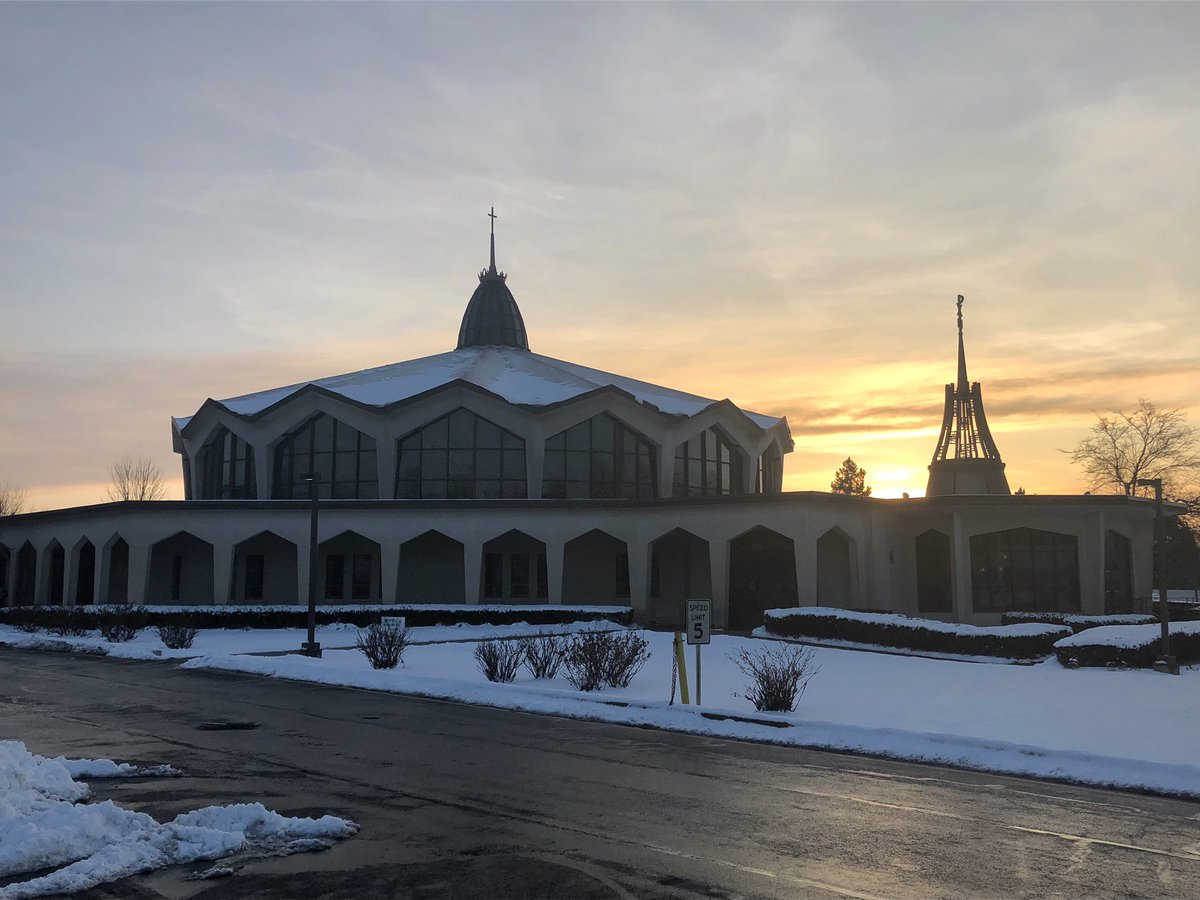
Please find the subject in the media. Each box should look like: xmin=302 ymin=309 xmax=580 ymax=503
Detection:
xmin=1055 ymin=619 xmax=1200 ymax=649
xmin=0 ymin=742 xmax=358 ymax=898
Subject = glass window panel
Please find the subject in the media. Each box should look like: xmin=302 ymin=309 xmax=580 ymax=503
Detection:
xmin=334 ymin=449 xmax=356 ymax=485
xmin=503 ymin=431 xmax=522 ymax=450
xmin=424 ymin=417 xmax=448 ymax=449
xmin=359 ymin=448 xmax=377 ymax=482
xmin=503 ymin=480 xmax=525 ymax=499
xmin=566 ymin=451 xmax=589 ymax=481
xmin=448 ymin=479 xmax=474 ymax=499
xmin=510 ymin=553 xmax=530 ymax=598
xmin=476 ymin=418 xmax=502 ymax=449
xmin=478 ymin=480 xmax=502 ymax=499
xmin=502 ymin=449 xmax=524 ymax=480
xmin=541 ymin=481 xmax=565 ymax=499
xmin=591 ymin=452 xmax=615 ymax=484
xmin=483 ymin=553 xmax=504 ymax=598
xmin=448 ymin=409 xmax=474 ymax=448
xmin=351 ymin=554 xmax=372 ymax=600
xmin=314 ymin=416 xmax=334 ymax=452
xmin=396 ymin=480 xmax=419 ymax=499
xmin=477 ymin=449 xmax=502 ymax=480
xmin=325 ymin=554 xmax=345 ymax=600
xmin=448 ymin=449 xmax=474 ymax=481
xmin=543 ymin=451 xmax=564 ymax=482
xmin=398 ymin=450 xmax=421 ymax=481
xmin=592 ymin=414 xmax=614 ymax=452
xmin=565 ymin=422 xmax=590 ymax=452
xmin=421 ymin=479 xmax=447 ymax=498
xmin=545 ymin=432 xmax=564 ymax=451
xmin=423 ymin=449 xmax=447 ymax=479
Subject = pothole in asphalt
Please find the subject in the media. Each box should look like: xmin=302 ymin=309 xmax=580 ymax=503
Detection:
xmin=361 ymin=715 xmax=381 ymax=720
xmin=194 ymin=721 xmax=260 ymax=731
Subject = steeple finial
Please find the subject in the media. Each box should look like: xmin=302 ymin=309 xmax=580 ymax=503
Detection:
xmin=956 ymin=294 xmax=968 ymax=394
xmin=488 ymin=206 xmax=497 ymax=276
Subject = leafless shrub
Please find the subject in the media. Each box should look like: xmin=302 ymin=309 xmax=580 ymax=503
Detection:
xmin=97 ymin=605 xmax=146 ymax=643
xmin=157 ymin=622 xmax=200 ymax=650
xmin=0 ymin=483 xmax=29 ymax=517
xmin=732 ymin=644 xmax=820 ymax=712
xmin=46 ymin=607 xmax=90 ymax=637
xmin=603 ymin=632 xmax=651 ymax=688
xmin=356 ymin=622 xmax=409 ymax=670
xmin=474 ymin=638 xmax=524 ymax=683
xmin=520 ymin=631 xmax=567 ymax=679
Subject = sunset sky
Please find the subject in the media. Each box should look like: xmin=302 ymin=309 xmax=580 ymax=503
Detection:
xmin=2 ymin=3 xmax=1198 ymax=510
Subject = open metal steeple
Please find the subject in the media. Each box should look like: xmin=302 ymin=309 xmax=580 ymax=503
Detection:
xmin=926 ymin=295 xmax=1010 ymax=495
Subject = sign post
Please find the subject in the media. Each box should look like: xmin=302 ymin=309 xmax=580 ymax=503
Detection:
xmin=686 ymin=599 xmax=711 ymax=706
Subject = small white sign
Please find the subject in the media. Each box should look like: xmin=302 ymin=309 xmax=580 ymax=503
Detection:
xmin=686 ymin=599 xmax=711 ymax=645
xmin=380 ymin=616 xmax=407 ymax=629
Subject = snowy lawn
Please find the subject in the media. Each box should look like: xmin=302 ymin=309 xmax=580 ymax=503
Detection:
xmin=182 ymin=631 xmax=1200 ymax=798
xmin=0 ymin=742 xmax=357 ymax=899
xmin=0 ymin=619 xmax=624 ymax=661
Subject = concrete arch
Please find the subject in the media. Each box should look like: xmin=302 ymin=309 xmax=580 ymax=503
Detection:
xmin=481 ymin=529 xmax=547 ymax=603
xmin=232 ymin=531 xmax=298 ymax=603
xmin=69 ymin=537 xmax=97 ymax=606
xmin=148 ymin=531 xmax=215 ymax=604
xmin=563 ymin=529 xmax=630 ymax=605
xmin=728 ymin=526 xmax=797 ymax=630
xmin=14 ymin=542 xmax=36 ymax=605
xmin=98 ymin=535 xmax=130 ymax=605
xmin=816 ymin=526 xmax=857 ymax=609
xmin=398 ymin=531 xmax=465 ymax=603
xmin=648 ymin=528 xmax=711 ymax=628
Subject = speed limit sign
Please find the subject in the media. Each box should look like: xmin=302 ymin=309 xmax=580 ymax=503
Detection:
xmin=686 ymin=599 xmax=711 ymax=645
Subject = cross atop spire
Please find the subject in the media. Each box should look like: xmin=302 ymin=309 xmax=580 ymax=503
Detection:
xmin=488 ymin=206 xmax=497 ymax=276
xmin=956 ymin=294 xmax=969 ymax=393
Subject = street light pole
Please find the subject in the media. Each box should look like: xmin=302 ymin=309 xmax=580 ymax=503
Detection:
xmin=1137 ymin=477 xmax=1176 ymax=675
xmin=301 ymin=473 xmax=322 ymax=658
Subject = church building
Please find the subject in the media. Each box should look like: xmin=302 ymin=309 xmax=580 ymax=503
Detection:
xmin=0 ymin=220 xmax=1163 ymax=627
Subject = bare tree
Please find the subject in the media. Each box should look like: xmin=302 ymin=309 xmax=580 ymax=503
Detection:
xmin=1066 ymin=399 xmax=1200 ymax=499
xmin=0 ymin=483 xmax=29 ymax=516
xmin=106 ymin=456 xmax=168 ymax=501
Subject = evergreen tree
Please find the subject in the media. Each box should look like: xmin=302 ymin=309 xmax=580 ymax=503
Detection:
xmin=830 ymin=458 xmax=871 ymax=496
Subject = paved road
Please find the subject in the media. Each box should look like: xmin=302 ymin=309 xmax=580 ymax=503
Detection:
xmin=3 ymin=648 xmax=1200 ymax=899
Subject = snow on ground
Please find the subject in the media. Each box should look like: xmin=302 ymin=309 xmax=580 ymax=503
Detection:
xmin=0 ymin=742 xmax=357 ymax=899
xmin=181 ymin=631 xmax=1200 ymax=798
xmin=1055 ymin=619 xmax=1200 ymax=649
xmin=0 ymin=620 xmax=624 ymax=661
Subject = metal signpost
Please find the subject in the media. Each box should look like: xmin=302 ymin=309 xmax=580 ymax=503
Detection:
xmin=686 ymin=599 xmax=711 ymax=705
xmin=301 ymin=473 xmax=322 ymax=658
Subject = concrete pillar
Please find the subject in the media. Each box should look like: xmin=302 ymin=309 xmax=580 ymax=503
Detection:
xmin=658 ymin=447 xmax=675 ymax=500
xmin=380 ymin=541 xmax=400 ymax=603
xmin=463 ymin=540 xmax=483 ymax=604
xmin=527 ymin=441 xmax=545 ymax=499
xmin=296 ymin=539 xmax=312 ymax=610
xmin=544 ymin=537 xmax=565 ymax=604
xmin=794 ymin=534 xmax=817 ymax=606
xmin=34 ymin=546 xmax=51 ymax=606
xmin=376 ymin=441 xmax=397 ymax=500
xmin=709 ymin=536 xmax=730 ymax=630
xmin=127 ymin=542 xmax=151 ymax=606
xmin=3 ymin=547 xmax=17 ymax=608
xmin=1079 ymin=514 xmax=1106 ymax=615
xmin=63 ymin=546 xmax=78 ymax=607
xmin=95 ymin=543 xmax=111 ymax=604
xmin=253 ymin=444 xmax=273 ymax=500
xmin=213 ymin=543 xmax=235 ymax=605
xmin=951 ymin=512 xmax=972 ymax=623
xmin=627 ymin=538 xmax=649 ymax=622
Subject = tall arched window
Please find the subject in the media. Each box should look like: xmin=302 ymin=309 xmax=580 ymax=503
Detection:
xmin=969 ymin=527 xmax=1079 ymax=613
xmin=396 ymin=408 xmax=525 ymax=499
xmin=543 ymin=413 xmax=657 ymax=499
xmin=272 ymin=413 xmax=378 ymax=499
xmin=673 ymin=427 xmax=744 ymax=497
xmin=199 ymin=425 xmax=257 ymax=499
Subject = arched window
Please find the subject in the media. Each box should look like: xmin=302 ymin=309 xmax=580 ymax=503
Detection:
xmin=396 ymin=408 xmax=525 ymax=499
xmin=673 ymin=427 xmax=744 ymax=497
xmin=543 ymin=413 xmax=657 ymax=499
xmin=969 ymin=527 xmax=1079 ymax=613
xmin=272 ymin=413 xmax=378 ymax=499
xmin=755 ymin=444 xmax=782 ymax=494
xmin=199 ymin=425 xmax=257 ymax=499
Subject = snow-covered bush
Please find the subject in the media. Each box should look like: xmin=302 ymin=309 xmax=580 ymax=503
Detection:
xmin=355 ymin=622 xmax=409 ymax=669
xmin=474 ymin=638 xmax=524 ymax=683
xmin=520 ymin=631 xmax=567 ymax=679
xmin=1001 ymin=611 xmax=1157 ymax=634
xmin=732 ymin=644 xmax=820 ymax=712
xmin=1053 ymin=620 xmax=1200 ymax=668
xmin=96 ymin=606 xmax=146 ymax=643
xmin=763 ymin=607 xmax=1069 ymax=659
xmin=157 ymin=622 xmax=200 ymax=649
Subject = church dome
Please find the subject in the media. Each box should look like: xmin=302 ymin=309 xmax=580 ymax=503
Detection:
xmin=457 ymin=272 xmax=529 ymax=350
xmin=456 ymin=207 xmax=529 ymax=351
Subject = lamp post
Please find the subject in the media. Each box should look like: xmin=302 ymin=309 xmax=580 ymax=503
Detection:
xmin=1136 ymin=477 xmax=1176 ymax=674
xmin=300 ymin=473 xmax=322 ymax=658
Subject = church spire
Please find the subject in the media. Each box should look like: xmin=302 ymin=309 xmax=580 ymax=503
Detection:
xmin=488 ymin=206 xmax=497 ymax=276
xmin=926 ymin=294 xmax=1010 ymax=495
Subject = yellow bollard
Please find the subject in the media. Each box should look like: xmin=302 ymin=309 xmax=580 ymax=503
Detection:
xmin=674 ymin=631 xmax=690 ymax=705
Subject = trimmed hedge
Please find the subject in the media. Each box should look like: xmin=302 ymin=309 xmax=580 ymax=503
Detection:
xmin=1152 ymin=601 xmax=1200 ymax=623
xmin=1000 ymin=612 xmax=1157 ymax=634
xmin=1054 ymin=621 xmax=1200 ymax=668
xmin=763 ymin=607 xmax=1070 ymax=659
xmin=0 ymin=604 xmax=633 ymax=631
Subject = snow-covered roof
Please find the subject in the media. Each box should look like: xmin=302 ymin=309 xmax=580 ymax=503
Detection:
xmin=175 ymin=346 xmax=785 ymax=433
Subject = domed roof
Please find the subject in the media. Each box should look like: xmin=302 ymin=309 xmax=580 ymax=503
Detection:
xmin=456 ymin=207 xmax=529 ymax=351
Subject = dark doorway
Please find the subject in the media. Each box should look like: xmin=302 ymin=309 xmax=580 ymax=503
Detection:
xmin=319 ymin=531 xmax=381 ymax=602
xmin=729 ymin=527 xmax=797 ymax=630
xmin=104 ymin=538 xmax=130 ymax=604
xmin=1104 ymin=530 xmax=1133 ymax=614
xmin=481 ymin=530 xmax=547 ymax=603
xmin=563 ymin=530 xmax=630 ymax=605
xmin=148 ymin=532 xmax=215 ymax=603
xmin=74 ymin=540 xmax=96 ymax=605
xmin=915 ymin=530 xmax=952 ymax=613
xmin=648 ymin=529 xmax=711 ymax=628
xmin=399 ymin=531 xmax=465 ymax=603
xmin=816 ymin=528 xmax=854 ymax=608
xmin=14 ymin=543 xmax=36 ymax=605
xmin=232 ymin=532 xmax=298 ymax=603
